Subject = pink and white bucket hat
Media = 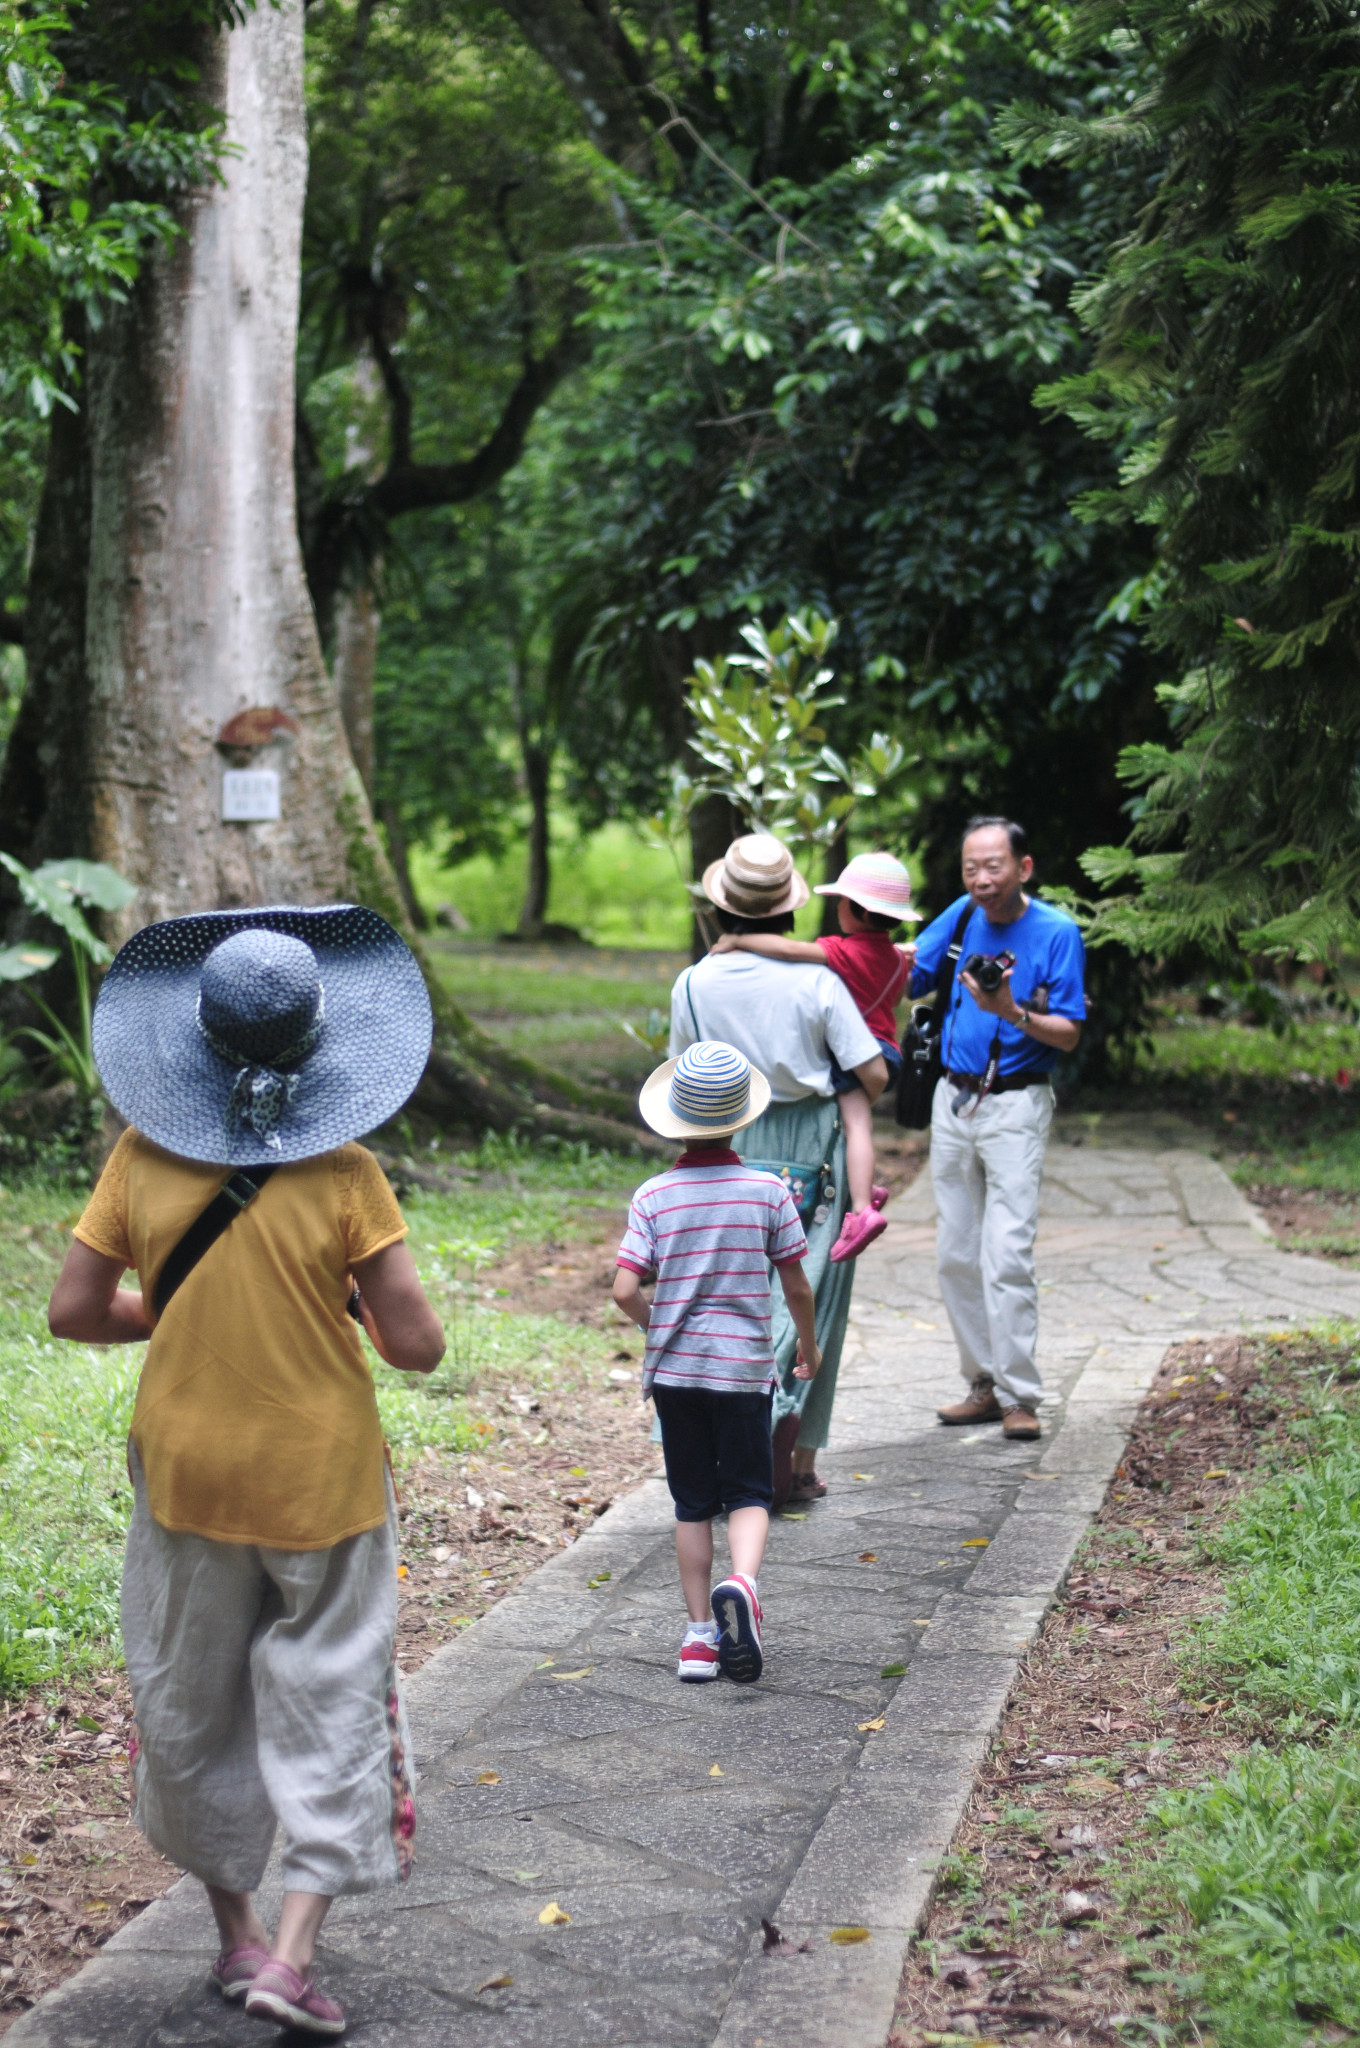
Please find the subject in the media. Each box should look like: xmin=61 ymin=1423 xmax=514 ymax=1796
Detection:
xmin=814 ymin=850 xmax=920 ymax=922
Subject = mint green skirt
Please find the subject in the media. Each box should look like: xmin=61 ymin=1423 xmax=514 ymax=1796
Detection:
xmin=737 ymin=1093 xmax=851 ymax=1450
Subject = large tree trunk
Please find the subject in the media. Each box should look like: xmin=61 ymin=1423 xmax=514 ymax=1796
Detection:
xmin=517 ymin=739 xmax=552 ymax=937
xmin=73 ymin=2 xmax=389 ymax=937
xmin=0 ymin=0 xmax=645 ymax=1148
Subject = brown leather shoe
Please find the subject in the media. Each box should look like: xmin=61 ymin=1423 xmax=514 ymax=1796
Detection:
xmin=937 ymin=1378 xmax=1004 ymax=1426
xmin=1002 ymin=1405 xmax=1041 ymax=1441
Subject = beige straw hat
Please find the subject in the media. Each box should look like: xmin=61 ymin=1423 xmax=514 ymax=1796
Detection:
xmin=701 ymin=833 xmax=810 ymax=919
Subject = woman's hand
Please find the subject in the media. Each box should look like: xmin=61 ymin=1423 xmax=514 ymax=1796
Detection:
xmin=710 ymin=933 xmax=743 ymax=954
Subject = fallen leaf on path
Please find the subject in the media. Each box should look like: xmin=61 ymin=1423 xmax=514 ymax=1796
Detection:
xmin=476 ymin=1771 xmax=500 ymax=1785
xmin=513 ymin=1871 xmax=541 ymax=1882
xmin=912 ymin=1618 xmax=930 ymax=1626
xmin=1203 ymin=1468 xmax=1230 ymax=1480
xmin=880 ymin=1662 xmax=907 ymax=1677
xmin=858 ymin=1551 xmax=878 ymax=1563
xmin=1068 ymin=1774 xmax=1119 ymax=1796
xmin=709 ymin=1765 xmax=724 ymax=1777
xmin=476 ymin=1974 xmax=513 ymax=1992
xmin=852 ymin=1473 xmax=873 ymax=1481
xmin=829 ymin=1926 xmax=871 ymax=1944
xmin=761 ymin=1917 xmax=812 ymax=1957
xmin=961 ymin=1538 xmax=989 ymax=1548
xmin=549 ymin=1667 xmax=593 ymax=1681
xmin=537 ymin=1901 xmax=571 ymax=1925
xmin=781 ymin=1510 xmax=807 ymax=1520
xmin=857 ymin=1716 xmax=886 ymax=1733
xmin=912 ymin=1320 xmax=937 ymax=1330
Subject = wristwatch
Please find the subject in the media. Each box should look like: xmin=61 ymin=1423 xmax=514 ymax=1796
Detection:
xmin=1018 ymin=1004 xmax=1032 ymax=1029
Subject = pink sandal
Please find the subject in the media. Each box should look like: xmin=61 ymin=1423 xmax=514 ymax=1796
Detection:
xmin=245 ymin=1960 xmax=346 ymax=2036
xmin=210 ymin=1944 xmax=270 ymax=2001
xmin=829 ymin=1207 xmax=888 ymax=1264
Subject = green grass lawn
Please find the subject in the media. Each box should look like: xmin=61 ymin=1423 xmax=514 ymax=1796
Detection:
xmin=429 ymin=939 xmax=688 ymax=1094
xmin=0 ymin=1133 xmax=642 ymax=1697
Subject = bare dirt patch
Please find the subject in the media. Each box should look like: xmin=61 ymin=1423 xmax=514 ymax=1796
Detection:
xmin=1248 ymin=1182 xmax=1360 ymax=1262
xmin=891 ymin=1329 xmax=1322 ymax=2048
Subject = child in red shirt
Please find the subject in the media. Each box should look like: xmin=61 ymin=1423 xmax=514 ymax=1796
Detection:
xmin=712 ymin=850 xmax=919 ymax=1262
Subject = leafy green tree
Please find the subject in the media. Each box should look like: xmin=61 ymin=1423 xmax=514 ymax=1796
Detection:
xmin=0 ymin=2 xmax=225 ymax=643
xmin=298 ymin=0 xmax=600 ymax=636
xmin=1020 ymin=0 xmax=1360 ymax=968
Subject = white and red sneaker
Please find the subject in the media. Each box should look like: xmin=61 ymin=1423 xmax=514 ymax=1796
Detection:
xmin=677 ymin=1625 xmax=721 ymax=1683
xmin=711 ymin=1573 xmax=763 ymax=1683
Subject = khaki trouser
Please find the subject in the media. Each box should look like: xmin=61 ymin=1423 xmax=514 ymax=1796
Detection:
xmin=121 ymin=1449 xmax=414 ymax=1897
xmin=929 ymin=1075 xmax=1054 ymax=1411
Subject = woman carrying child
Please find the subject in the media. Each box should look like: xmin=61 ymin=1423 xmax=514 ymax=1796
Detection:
xmin=670 ymin=836 xmax=889 ymax=1505
xmin=46 ymin=907 xmax=445 ymax=2039
xmin=713 ymin=848 xmax=919 ymax=1264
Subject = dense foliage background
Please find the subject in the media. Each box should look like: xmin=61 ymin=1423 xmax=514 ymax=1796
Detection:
xmin=3 ymin=0 xmax=1354 ymax=1073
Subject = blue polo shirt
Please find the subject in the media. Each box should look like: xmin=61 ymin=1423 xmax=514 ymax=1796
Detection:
xmin=910 ymin=893 xmax=1086 ymax=1078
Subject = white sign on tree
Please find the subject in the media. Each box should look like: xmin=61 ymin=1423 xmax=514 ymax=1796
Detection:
xmin=222 ymin=769 xmax=281 ymax=822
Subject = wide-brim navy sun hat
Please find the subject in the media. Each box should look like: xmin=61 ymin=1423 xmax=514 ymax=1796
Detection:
xmin=93 ymin=905 xmax=432 ymax=1167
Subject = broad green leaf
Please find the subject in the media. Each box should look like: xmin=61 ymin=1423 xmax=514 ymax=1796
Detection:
xmin=0 ymin=944 xmax=58 ymax=982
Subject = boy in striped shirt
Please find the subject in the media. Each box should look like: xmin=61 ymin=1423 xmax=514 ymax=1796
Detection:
xmin=613 ymin=1041 xmax=820 ymax=1684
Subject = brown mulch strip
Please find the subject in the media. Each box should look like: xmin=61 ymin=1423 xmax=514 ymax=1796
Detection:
xmin=890 ymin=1328 xmax=1335 ymax=2048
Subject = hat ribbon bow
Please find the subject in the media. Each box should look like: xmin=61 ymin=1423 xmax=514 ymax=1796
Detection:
xmin=196 ymin=994 xmax=324 ymax=1151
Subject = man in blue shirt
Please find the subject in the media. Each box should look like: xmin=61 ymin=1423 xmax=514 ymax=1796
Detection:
xmin=906 ymin=816 xmax=1086 ymax=1440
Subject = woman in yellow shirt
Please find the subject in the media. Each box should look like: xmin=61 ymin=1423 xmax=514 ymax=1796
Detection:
xmin=47 ymin=906 xmax=444 ymax=2039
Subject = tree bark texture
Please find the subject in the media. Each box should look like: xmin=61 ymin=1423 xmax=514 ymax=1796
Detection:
xmin=333 ymin=577 xmax=378 ymax=795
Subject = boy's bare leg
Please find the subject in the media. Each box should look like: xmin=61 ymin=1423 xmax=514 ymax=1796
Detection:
xmin=272 ymin=1891 xmax=333 ymax=1974
xmin=675 ymin=1520 xmax=715 ymax=1621
xmin=726 ymin=1505 xmax=770 ymax=1582
xmin=205 ymin=1884 xmax=270 ymax=1955
xmin=841 ymin=1087 xmax=876 ymax=1212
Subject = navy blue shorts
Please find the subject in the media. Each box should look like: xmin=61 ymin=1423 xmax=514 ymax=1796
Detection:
xmin=652 ymin=1385 xmax=774 ymax=1522
xmin=830 ymin=1034 xmax=902 ymax=1095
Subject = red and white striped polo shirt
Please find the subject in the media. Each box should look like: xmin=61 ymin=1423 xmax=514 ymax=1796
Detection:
xmin=616 ymin=1149 xmax=807 ymax=1394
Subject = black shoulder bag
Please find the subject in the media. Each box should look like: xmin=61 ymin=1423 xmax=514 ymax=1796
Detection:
xmin=895 ymin=904 xmax=973 ymax=1130
xmin=152 ymin=1166 xmax=277 ymax=1317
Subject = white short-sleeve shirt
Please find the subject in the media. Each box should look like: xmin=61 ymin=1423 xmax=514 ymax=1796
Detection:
xmin=669 ymin=953 xmax=880 ymax=1102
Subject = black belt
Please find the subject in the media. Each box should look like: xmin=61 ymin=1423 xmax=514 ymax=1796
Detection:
xmin=946 ymin=1069 xmax=1048 ymax=1095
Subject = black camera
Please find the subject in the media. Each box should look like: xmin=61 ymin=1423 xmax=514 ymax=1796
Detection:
xmin=963 ymin=950 xmax=1015 ymax=994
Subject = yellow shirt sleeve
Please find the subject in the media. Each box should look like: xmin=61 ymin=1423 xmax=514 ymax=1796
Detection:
xmin=336 ymin=1144 xmax=408 ymax=1265
xmin=73 ymin=1128 xmax=135 ymax=1266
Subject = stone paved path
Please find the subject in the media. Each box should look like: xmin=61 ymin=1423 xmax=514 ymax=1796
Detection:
xmin=16 ymin=1123 xmax=1360 ymax=2048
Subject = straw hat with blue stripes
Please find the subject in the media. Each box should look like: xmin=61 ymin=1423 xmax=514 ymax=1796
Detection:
xmin=639 ymin=1039 xmax=772 ymax=1141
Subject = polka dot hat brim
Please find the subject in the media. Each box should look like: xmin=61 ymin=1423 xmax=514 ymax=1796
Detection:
xmin=92 ymin=906 xmax=433 ymax=1166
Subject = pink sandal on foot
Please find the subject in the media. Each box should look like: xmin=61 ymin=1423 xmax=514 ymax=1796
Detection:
xmin=210 ymin=1944 xmax=270 ymax=2001
xmin=245 ymin=1960 xmax=346 ymax=2037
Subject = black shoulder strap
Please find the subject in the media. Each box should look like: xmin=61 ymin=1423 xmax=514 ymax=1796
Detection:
xmin=153 ymin=1165 xmax=277 ymax=1318
xmin=936 ymin=903 xmax=975 ymax=1067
